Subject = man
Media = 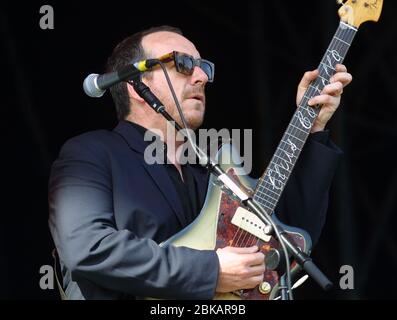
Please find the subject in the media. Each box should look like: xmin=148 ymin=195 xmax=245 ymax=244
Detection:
xmin=48 ymin=26 xmax=352 ymax=299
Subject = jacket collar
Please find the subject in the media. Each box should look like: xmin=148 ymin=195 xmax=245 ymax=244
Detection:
xmin=113 ymin=121 xmax=189 ymax=226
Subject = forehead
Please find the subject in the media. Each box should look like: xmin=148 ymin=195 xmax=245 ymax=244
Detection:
xmin=141 ymin=31 xmax=201 ymax=59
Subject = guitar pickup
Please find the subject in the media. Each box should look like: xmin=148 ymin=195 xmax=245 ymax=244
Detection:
xmin=231 ymin=207 xmax=272 ymax=242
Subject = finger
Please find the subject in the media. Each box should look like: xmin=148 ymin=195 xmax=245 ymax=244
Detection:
xmin=247 ymin=264 xmax=266 ymax=276
xmin=330 ymin=72 xmax=352 ymax=87
xmin=308 ymin=94 xmax=339 ymax=107
xmin=322 ymin=82 xmax=343 ymax=96
xmin=245 ymin=252 xmax=265 ymax=266
xmin=298 ymin=70 xmax=319 ymax=91
xmin=335 ymin=64 xmax=347 ymax=72
xmin=250 ymin=274 xmax=265 ymax=287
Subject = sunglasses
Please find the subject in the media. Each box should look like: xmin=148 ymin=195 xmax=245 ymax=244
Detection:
xmin=155 ymin=51 xmax=215 ymax=82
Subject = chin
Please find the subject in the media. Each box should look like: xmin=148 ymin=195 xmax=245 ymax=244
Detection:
xmin=182 ymin=101 xmax=205 ymax=129
xmin=184 ymin=111 xmax=204 ymax=130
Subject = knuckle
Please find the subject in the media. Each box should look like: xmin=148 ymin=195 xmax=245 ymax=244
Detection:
xmin=253 ymin=274 xmax=264 ymax=285
xmin=256 ymin=253 xmax=265 ymax=263
xmin=240 ymin=267 xmax=251 ymax=277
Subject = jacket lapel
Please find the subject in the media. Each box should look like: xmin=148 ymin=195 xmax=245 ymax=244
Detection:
xmin=113 ymin=121 xmax=187 ymax=226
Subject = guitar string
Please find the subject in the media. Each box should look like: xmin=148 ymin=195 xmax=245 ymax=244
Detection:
xmin=251 ymin=24 xmax=355 ymax=217
xmin=230 ymin=222 xmax=243 ymax=246
xmin=231 ymin=23 xmax=356 ymax=249
xmin=245 ymin=25 xmax=354 ymax=247
xmin=253 ymin=24 xmax=356 ymax=211
xmin=233 ymin=223 xmax=243 ymax=247
xmin=254 ymin=24 xmax=355 ymax=242
xmin=239 ymin=229 xmax=251 ymax=247
xmin=220 ymin=23 xmax=356 ymax=248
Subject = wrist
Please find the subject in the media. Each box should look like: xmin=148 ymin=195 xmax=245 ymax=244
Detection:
xmin=311 ymin=123 xmax=326 ymax=133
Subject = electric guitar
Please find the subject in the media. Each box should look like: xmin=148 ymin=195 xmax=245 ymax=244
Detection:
xmin=161 ymin=0 xmax=383 ymax=300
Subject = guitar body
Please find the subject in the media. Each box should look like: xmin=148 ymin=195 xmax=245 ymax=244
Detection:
xmin=161 ymin=143 xmax=312 ymax=300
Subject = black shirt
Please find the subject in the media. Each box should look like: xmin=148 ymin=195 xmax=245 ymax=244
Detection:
xmin=126 ymin=121 xmax=202 ymax=226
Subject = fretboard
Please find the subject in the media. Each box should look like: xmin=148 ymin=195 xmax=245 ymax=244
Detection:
xmin=253 ymin=21 xmax=357 ymax=214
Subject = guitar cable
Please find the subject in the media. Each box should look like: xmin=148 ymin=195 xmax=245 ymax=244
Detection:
xmin=155 ymin=61 xmax=294 ymax=300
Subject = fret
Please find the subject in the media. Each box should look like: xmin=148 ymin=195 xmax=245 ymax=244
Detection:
xmin=276 ymin=139 xmax=300 ymax=154
xmin=293 ymin=112 xmax=314 ymax=130
xmin=326 ymin=49 xmax=345 ymax=60
xmin=254 ymin=198 xmax=275 ymax=212
xmin=340 ymin=21 xmax=358 ymax=31
xmin=257 ymin=179 xmax=285 ymax=195
xmin=282 ymin=134 xmax=305 ymax=149
xmin=257 ymin=184 xmax=280 ymax=198
xmin=296 ymin=105 xmax=314 ymax=115
xmin=254 ymin=189 xmax=279 ymax=202
xmin=275 ymin=144 xmax=299 ymax=159
xmin=269 ymin=153 xmax=294 ymax=170
xmin=329 ymin=44 xmax=353 ymax=60
xmin=271 ymin=155 xmax=293 ymax=171
xmin=262 ymin=173 xmax=285 ymax=189
xmin=320 ymin=62 xmax=336 ymax=72
xmin=285 ymin=131 xmax=305 ymax=143
xmin=316 ymin=74 xmax=330 ymax=85
xmin=334 ymin=36 xmax=350 ymax=46
xmin=309 ymin=84 xmax=322 ymax=95
xmin=279 ymin=140 xmax=301 ymax=152
xmin=286 ymin=131 xmax=307 ymax=144
xmin=261 ymin=178 xmax=284 ymax=190
xmin=254 ymin=195 xmax=277 ymax=209
xmin=320 ymin=53 xmax=343 ymax=71
xmin=289 ymin=123 xmax=309 ymax=134
xmin=254 ymin=21 xmax=357 ymax=209
xmin=298 ymin=106 xmax=318 ymax=119
xmin=268 ymin=164 xmax=291 ymax=181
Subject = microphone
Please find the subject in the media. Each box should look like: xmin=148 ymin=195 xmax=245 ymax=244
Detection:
xmin=83 ymin=58 xmax=158 ymax=98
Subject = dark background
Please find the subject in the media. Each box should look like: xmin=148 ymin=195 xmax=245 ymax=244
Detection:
xmin=1 ymin=0 xmax=396 ymax=300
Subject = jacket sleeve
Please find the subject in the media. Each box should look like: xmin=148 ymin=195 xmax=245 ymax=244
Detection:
xmin=274 ymin=130 xmax=342 ymax=245
xmin=48 ymin=135 xmax=219 ymax=299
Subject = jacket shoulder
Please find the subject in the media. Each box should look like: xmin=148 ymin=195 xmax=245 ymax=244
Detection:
xmin=59 ymin=129 xmax=121 ymax=158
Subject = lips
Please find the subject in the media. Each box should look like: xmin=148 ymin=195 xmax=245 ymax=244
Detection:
xmin=187 ymin=95 xmax=204 ymax=102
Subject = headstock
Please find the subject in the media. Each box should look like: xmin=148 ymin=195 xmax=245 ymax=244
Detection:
xmin=337 ymin=0 xmax=383 ymax=28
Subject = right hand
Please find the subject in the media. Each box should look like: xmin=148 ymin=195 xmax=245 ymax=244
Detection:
xmin=215 ymin=245 xmax=266 ymax=293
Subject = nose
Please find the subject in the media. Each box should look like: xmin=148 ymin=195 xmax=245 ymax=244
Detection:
xmin=190 ymin=66 xmax=208 ymax=86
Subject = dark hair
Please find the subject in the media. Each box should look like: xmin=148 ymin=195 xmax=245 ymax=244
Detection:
xmin=106 ymin=26 xmax=183 ymax=120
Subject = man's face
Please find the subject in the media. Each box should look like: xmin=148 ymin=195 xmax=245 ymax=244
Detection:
xmin=140 ymin=31 xmax=209 ymax=130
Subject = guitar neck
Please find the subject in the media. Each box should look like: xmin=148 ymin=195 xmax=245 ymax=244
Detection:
xmin=253 ymin=21 xmax=357 ymax=214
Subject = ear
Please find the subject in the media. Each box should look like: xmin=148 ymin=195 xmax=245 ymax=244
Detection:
xmin=126 ymin=82 xmax=145 ymax=103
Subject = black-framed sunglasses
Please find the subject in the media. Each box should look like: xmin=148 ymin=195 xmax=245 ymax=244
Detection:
xmin=156 ymin=51 xmax=215 ymax=82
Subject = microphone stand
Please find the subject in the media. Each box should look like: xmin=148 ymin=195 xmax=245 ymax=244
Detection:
xmin=131 ymin=79 xmax=333 ymax=298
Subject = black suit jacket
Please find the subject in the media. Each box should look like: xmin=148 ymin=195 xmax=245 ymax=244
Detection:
xmin=48 ymin=120 xmax=342 ymax=299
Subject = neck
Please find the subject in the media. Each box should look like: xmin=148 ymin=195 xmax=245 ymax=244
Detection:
xmin=126 ymin=114 xmax=185 ymax=167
